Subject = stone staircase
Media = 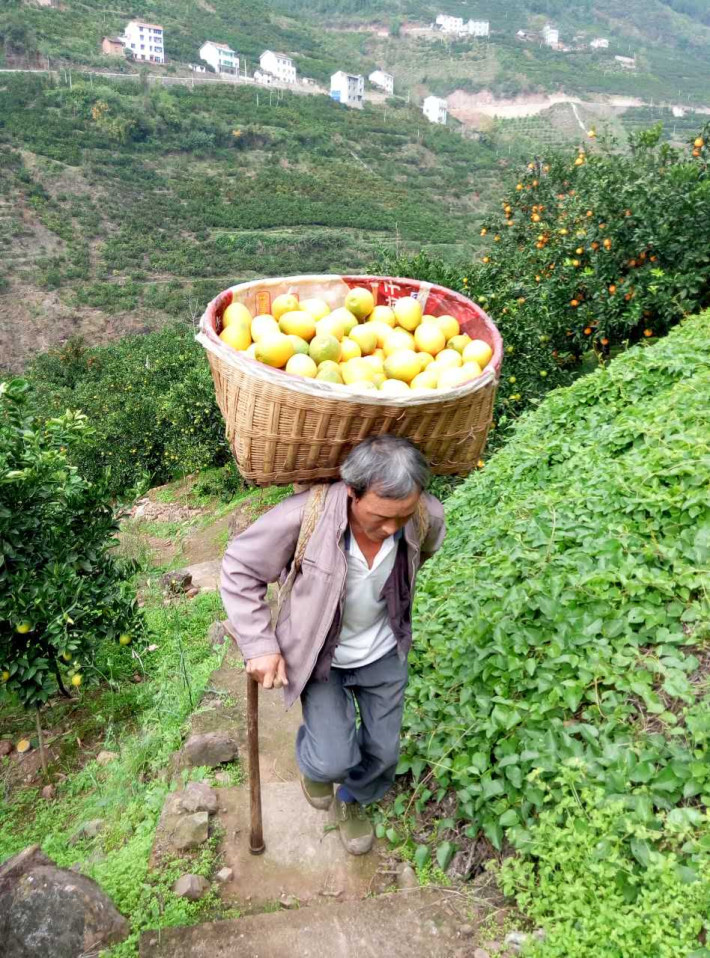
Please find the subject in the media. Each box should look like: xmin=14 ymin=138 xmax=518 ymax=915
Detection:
xmin=138 ymin=634 xmax=496 ymax=957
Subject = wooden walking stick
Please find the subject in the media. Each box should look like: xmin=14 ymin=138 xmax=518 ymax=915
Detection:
xmin=247 ymin=673 xmax=265 ymax=855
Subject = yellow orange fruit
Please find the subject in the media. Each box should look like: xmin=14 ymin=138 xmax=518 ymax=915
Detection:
xmin=418 ymin=352 xmax=434 ymax=371
xmin=118 ymin=634 xmax=131 ymax=646
xmin=329 ymin=307 xmax=359 ymax=336
xmin=272 ymin=293 xmax=300 ymax=320
xmin=344 ymin=287 xmax=376 ymax=320
xmin=220 ymin=323 xmax=251 ymax=351
xmin=383 ymin=329 xmax=415 ymax=357
xmin=383 ymin=349 xmax=420 ymax=383
xmin=246 ymin=343 xmax=257 ymax=358
xmin=462 ymin=339 xmax=493 ymax=368
xmin=309 ymin=334 xmax=341 ymax=365
xmin=371 ymin=371 xmax=386 ymax=388
xmin=362 ymin=321 xmax=391 ymax=349
xmin=393 ymin=297 xmax=423 ymax=331
xmin=361 ymin=354 xmax=384 ymax=372
xmin=222 ymin=301 xmax=253 ymax=329
xmin=349 ymin=381 xmax=378 ymax=393
xmin=373 ymin=347 xmax=386 ymax=362
xmin=300 ymin=297 xmax=331 ymax=321
xmin=316 ymin=366 xmax=344 ymax=384
xmin=341 ymin=358 xmax=378 ymax=385
xmin=413 ymin=323 xmax=446 ymax=356
xmin=339 ymin=338 xmax=362 ymax=362
xmin=421 ymin=314 xmax=438 ymax=324
xmin=378 ymin=378 xmax=411 ymax=396
xmin=288 ymin=335 xmax=310 ymax=355
xmin=15 ymin=622 xmax=32 ymax=634
xmin=279 ymin=310 xmax=316 ymax=341
xmin=16 ymin=738 xmax=31 ymax=752
xmin=460 ymin=360 xmax=483 ymax=381
xmin=71 ymin=674 xmax=83 ymax=687
xmin=251 ymin=314 xmax=280 ymax=342
xmin=349 ymin=324 xmax=378 ymax=355
xmin=286 ymin=354 xmax=318 ymax=378
xmin=255 ymin=332 xmax=295 ymax=368
xmin=317 ymin=313 xmax=347 ymax=342
xmin=411 ymin=370 xmax=438 ymax=390
xmin=448 ymin=334 xmax=472 ymax=354
xmin=368 ymin=305 xmax=396 ymax=327
xmin=437 ymin=366 xmax=469 ymax=390
xmin=436 ymin=349 xmax=463 ymax=370
xmin=434 ymin=315 xmax=460 ymax=341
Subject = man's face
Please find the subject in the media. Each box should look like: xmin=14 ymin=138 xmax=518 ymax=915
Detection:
xmin=347 ymin=487 xmax=421 ymax=542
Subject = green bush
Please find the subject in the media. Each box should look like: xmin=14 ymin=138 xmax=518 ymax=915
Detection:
xmin=26 ymin=325 xmax=230 ymax=497
xmin=498 ymin=767 xmax=710 ymax=958
xmin=0 ymin=379 xmax=142 ymax=708
xmin=401 ymin=311 xmax=710 ymax=849
xmin=377 ymin=123 xmax=710 ymax=449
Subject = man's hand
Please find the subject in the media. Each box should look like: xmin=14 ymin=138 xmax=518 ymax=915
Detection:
xmin=246 ymin=654 xmax=289 ymax=690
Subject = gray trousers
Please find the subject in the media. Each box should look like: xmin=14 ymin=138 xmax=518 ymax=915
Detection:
xmin=295 ymin=648 xmax=409 ymax=805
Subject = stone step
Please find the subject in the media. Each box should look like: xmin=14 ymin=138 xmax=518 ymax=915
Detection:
xmin=139 ymin=887 xmax=470 ymax=957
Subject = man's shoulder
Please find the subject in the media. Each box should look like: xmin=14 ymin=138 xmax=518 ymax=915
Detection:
xmin=421 ymin=491 xmax=445 ymax=523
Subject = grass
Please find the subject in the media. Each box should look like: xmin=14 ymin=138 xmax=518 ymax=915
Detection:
xmin=0 ymin=588 xmax=238 ymax=956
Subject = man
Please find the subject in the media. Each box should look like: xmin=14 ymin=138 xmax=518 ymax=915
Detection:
xmin=220 ymin=435 xmax=445 ymax=855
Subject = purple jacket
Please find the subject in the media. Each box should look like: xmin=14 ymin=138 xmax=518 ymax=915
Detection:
xmin=220 ymin=481 xmax=446 ymax=708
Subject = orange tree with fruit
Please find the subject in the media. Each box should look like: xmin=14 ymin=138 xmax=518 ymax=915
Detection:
xmin=0 ymin=379 xmax=142 ymax=715
xmin=378 ymin=121 xmax=710 ymax=443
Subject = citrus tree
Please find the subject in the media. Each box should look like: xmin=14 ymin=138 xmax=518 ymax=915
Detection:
xmin=378 ymin=121 xmax=710 ymax=445
xmin=0 ymin=379 xmax=142 ymax=710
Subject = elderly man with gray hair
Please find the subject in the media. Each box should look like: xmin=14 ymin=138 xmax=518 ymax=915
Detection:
xmin=221 ymin=436 xmax=445 ymax=855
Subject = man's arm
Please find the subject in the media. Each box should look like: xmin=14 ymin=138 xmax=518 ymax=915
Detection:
xmin=220 ymin=491 xmax=307 ymax=668
xmin=419 ymin=492 xmax=446 ymax=565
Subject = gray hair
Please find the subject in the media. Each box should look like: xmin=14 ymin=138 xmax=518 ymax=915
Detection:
xmin=340 ymin=436 xmax=430 ymax=499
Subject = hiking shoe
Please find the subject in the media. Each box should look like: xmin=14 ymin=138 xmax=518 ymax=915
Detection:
xmin=334 ymin=794 xmax=374 ymax=856
xmin=300 ymin=774 xmax=334 ymax=811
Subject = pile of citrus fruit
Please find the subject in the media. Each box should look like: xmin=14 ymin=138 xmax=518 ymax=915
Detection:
xmin=218 ymin=287 xmax=493 ymax=395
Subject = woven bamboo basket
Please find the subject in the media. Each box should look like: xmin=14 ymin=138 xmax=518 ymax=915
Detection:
xmin=197 ymin=274 xmax=503 ymax=486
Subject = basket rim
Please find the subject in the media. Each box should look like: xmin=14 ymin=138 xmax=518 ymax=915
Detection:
xmin=196 ymin=273 xmax=502 ymax=407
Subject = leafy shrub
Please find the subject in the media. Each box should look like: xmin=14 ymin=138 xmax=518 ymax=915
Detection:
xmin=26 ymin=325 xmax=230 ymax=497
xmin=401 ymin=311 xmax=710 ymax=849
xmin=378 ymin=122 xmax=710 ymax=448
xmin=498 ymin=767 xmax=710 ymax=958
xmin=0 ymin=379 xmax=142 ymax=708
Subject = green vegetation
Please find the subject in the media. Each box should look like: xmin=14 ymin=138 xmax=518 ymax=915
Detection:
xmin=0 ymin=379 xmax=142 ymax=707
xmin=380 ymin=121 xmax=710 ymax=447
xmin=402 ymin=312 xmax=710 ymax=853
xmin=0 ymin=589 xmax=233 ymax=957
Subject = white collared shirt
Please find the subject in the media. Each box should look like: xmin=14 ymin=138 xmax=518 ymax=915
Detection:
xmin=331 ymin=528 xmax=398 ymax=669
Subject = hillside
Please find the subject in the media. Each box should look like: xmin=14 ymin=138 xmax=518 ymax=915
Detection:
xmin=0 ymin=74 xmax=502 ymax=372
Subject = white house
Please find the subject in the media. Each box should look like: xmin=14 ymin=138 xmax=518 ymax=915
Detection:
xmin=199 ymin=41 xmax=238 ymax=75
xmin=369 ymin=69 xmax=394 ymax=95
xmin=259 ymin=50 xmax=296 ymax=84
xmin=122 ymin=20 xmax=164 ymax=63
xmin=330 ymin=71 xmax=364 ymax=108
xmin=423 ymin=95 xmax=447 ymax=125
xmin=615 ymin=54 xmax=636 ymax=69
xmin=590 ymin=37 xmax=609 ymax=49
xmin=542 ymin=23 xmax=559 ymax=47
xmin=436 ymin=14 xmax=464 ymax=33
xmin=463 ymin=19 xmax=489 ymax=37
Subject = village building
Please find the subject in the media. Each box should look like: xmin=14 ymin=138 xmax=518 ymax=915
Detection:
xmin=369 ymin=69 xmax=394 ymax=95
xmin=330 ymin=71 xmax=365 ymax=108
xmin=615 ymin=54 xmax=636 ymax=69
xmin=590 ymin=37 xmax=609 ymax=49
xmin=541 ymin=23 xmax=559 ymax=47
xmin=101 ymin=36 xmax=125 ymax=57
xmin=259 ymin=50 xmax=297 ymax=84
xmin=200 ymin=41 xmax=238 ymax=75
xmin=423 ymin=95 xmax=447 ymax=125
xmin=122 ymin=20 xmax=164 ymax=63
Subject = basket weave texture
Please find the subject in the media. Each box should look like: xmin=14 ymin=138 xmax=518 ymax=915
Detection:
xmin=197 ymin=274 xmax=503 ymax=486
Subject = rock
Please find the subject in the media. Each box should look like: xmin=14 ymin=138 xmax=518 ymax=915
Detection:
xmin=69 ymin=819 xmax=106 ymax=845
xmin=396 ymin=863 xmax=419 ymax=890
xmin=208 ymin=621 xmax=231 ymax=647
xmin=177 ymin=781 xmax=218 ymax=814
xmin=183 ymin=731 xmax=238 ymax=767
xmin=473 ymin=950 xmax=490 ymax=958
xmin=533 ymin=929 xmax=547 ymax=942
xmin=161 ymin=570 xmax=193 ymax=594
xmin=0 ymin=844 xmax=129 ymax=956
xmin=459 ymin=924 xmax=475 ymax=938
xmin=0 ymin=740 xmax=13 ymax=757
xmin=96 ymin=750 xmax=118 ymax=766
xmin=41 ymin=785 xmax=55 ymax=801
xmin=505 ymin=931 xmax=529 ymax=953
xmin=170 ymin=811 xmax=210 ymax=850
xmin=185 ymin=586 xmax=200 ymax=599
xmin=483 ymin=942 xmax=502 ymax=955
xmin=215 ymin=867 xmax=233 ymax=883
xmin=279 ymin=894 xmax=300 ymax=909
xmin=214 ymin=770 xmax=231 ymax=785
xmin=173 ymin=874 xmax=210 ymax=901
